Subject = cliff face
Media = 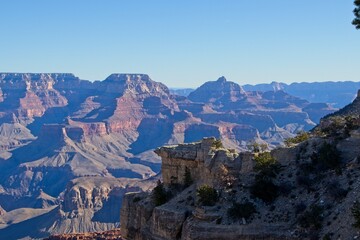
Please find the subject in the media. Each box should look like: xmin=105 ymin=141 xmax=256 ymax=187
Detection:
xmin=0 ymin=73 xmax=71 ymax=123
xmin=121 ymin=138 xmax=292 ymax=240
xmin=121 ymin=108 xmax=360 ymax=240
xmin=0 ymin=73 xmax=343 ymax=238
xmin=154 ymin=138 xmax=251 ymax=187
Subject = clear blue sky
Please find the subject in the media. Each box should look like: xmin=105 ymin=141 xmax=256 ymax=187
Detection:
xmin=0 ymin=0 xmax=359 ymax=88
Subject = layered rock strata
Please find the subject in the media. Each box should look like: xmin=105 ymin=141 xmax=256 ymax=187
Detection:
xmin=121 ymin=138 xmax=292 ymax=240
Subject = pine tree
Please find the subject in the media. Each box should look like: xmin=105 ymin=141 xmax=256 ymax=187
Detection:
xmin=184 ymin=167 xmax=193 ymax=187
xmin=152 ymin=180 xmax=169 ymax=206
xmin=353 ymin=0 xmax=360 ymax=29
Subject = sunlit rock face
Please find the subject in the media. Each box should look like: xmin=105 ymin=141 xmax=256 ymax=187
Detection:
xmin=0 ymin=73 xmax=339 ymax=238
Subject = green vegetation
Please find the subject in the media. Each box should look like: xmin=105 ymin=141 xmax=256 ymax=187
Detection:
xmin=251 ymin=152 xmax=281 ymax=203
xmin=351 ymin=201 xmax=360 ymax=228
xmin=284 ymin=131 xmax=310 ymax=147
xmin=327 ymin=181 xmax=348 ymax=201
xmin=298 ymin=204 xmax=324 ymax=230
xmin=315 ymin=115 xmax=360 ymax=139
xmin=295 ymin=142 xmax=343 ymax=193
xmin=247 ymin=141 xmax=268 ymax=153
xmin=183 ymin=167 xmax=193 ymax=187
xmin=196 ymin=185 xmax=218 ymax=206
xmin=212 ymin=139 xmax=223 ymax=149
xmin=227 ymin=201 xmax=257 ymax=221
xmin=250 ymin=177 xmax=279 ymax=203
xmin=152 ymin=180 xmax=171 ymax=206
xmin=322 ymin=234 xmax=332 ymax=240
xmin=316 ymin=116 xmax=344 ymax=137
xmin=353 ymin=0 xmax=360 ymax=29
xmin=133 ymin=196 xmax=142 ymax=203
xmin=254 ymin=152 xmax=277 ymax=172
xmin=312 ymin=142 xmax=341 ymax=171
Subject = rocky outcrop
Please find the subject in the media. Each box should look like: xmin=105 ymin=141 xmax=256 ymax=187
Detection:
xmin=121 ymin=123 xmax=360 ymax=240
xmin=45 ymin=229 xmax=124 ymax=240
xmin=154 ymin=137 xmax=251 ymax=187
xmin=329 ymin=88 xmax=360 ymax=116
xmin=120 ymin=138 xmax=298 ymax=240
xmin=120 ymin=192 xmax=156 ymax=239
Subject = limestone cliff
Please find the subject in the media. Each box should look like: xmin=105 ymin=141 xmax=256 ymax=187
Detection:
xmin=121 ymin=115 xmax=360 ymax=240
xmin=121 ymin=138 xmax=293 ymax=240
xmin=154 ymin=138 xmax=251 ymax=187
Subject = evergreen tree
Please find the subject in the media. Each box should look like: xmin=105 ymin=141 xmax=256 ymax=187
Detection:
xmin=184 ymin=167 xmax=193 ymax=187
xmin=152 ymin=180 xmax=170 ymax=206
xmin=353 ymin=0 xmax=360 ymax=29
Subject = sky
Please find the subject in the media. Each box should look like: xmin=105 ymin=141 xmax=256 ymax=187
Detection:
xmin=0 ymin=1 xmax=359 ymax=88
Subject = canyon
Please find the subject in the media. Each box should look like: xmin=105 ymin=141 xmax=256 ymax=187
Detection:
xmin=0 ymin=73 xmax=347 ymax=238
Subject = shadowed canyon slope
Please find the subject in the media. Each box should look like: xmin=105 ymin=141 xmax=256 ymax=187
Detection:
xmin=0 ymin=73 xmax=338 ymax=238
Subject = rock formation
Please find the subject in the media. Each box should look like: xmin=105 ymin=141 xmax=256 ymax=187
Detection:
xmin=154 ymin=138 xmax=251 ymax=187
xmin=121 ymin=138 xmax=293 ymax=240
xmin=0 ymin=73 xmax=342 ymax=238
xmin=45 ymin=229 xmax=123 ymax=240
xmin=121 ymin=91 xmax=360 ymax=239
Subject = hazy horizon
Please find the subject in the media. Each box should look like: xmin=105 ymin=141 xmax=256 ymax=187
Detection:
xmin=1 ymin=72 xmax=360 ymax=89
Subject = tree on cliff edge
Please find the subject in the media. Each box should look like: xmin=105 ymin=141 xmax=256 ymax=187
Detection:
xmin=353 ymin=0 xmax=360 ymax=29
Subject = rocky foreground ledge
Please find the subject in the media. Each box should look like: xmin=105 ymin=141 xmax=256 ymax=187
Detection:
xmin=120 ymin=137 xmax=295 ymax=240
xmin=44 ymin=229 xmax=123 ymax=240
xmin=120 ymin=126 xmax=360 ymax=240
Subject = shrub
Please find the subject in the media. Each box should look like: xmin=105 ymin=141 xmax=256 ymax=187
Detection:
xmin=319 ymin=116 xmax=345 ymax=136
xmin=183 ymin=167 xmax=193 ymax=187
xmin=312 ymin=143 xmax=341 ymax=171
xmin=298 ymin=204 xmax=324 ymax=230
xmin=250 ymin=178 xmax=279 ymax=203
xmin=247 ymin=142 xmax=268 ymax=153
xmin=254 ymin=152 xmax=277 ymax=171
xmin=351 ymin=201 xmax=360 ymax=228
xmin=327 ymin=181 xmax=348 ymax=201
xmin=152 ymin=180 xmax=171 ymax=206
xmin=227 ymin=201 xmax=257 ymax=220
xmin=322 ymin=233 xmax=332 ymax=240
xmin=284 ymin=131 xmax=310 ymax=147
xmin=278 ymin=182 xmax=293 ymax=195
xmin=212 ymin=139 xmax=223 ymax=149
xmin=295 ymin=202 xmax=307 ymax=215
xmin=296 ymin=174 xmax=313 ymax=190
xmin=197 ymin=185 xmax=218 ymax=206
xmin=251 ymin=152 xmax=281 ymax=203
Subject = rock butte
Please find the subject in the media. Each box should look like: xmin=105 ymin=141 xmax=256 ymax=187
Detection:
xmin=0 ymin=73 xmax=346 ymax=238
